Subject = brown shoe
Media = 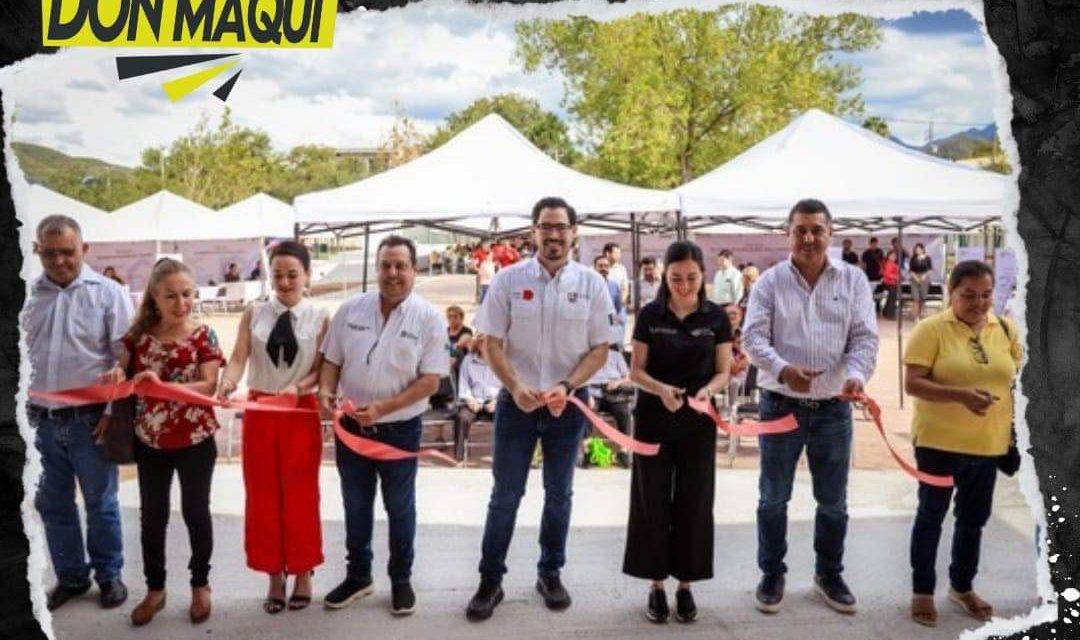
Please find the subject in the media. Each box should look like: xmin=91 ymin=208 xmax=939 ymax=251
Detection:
xmin=190 ymin=586 xmax=212 ymax=624
xmin=910 ymin=594 xmax=937 ymax=627
xmin=948 ymin=587 xmax=993 ymax=621
xmin=130 ymin=591 xmax=166 ymax=627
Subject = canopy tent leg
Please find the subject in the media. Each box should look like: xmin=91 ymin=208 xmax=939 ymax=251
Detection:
xmin=362 ymin=224 xmax=370 ymax=294
xmin=897 ymin=218 xmax=904 ymax=410
xmin=630 ymin=213 xmax=640 ymax=314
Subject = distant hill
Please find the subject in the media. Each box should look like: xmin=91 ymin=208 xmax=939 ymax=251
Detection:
xmin=921 ymin=123 xmax=998 ymax=160
xmin=12 ymin=142 xmax=158 ymax=210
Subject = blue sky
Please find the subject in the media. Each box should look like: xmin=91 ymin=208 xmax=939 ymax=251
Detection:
xmin=10 ymin=5 xmax=998 ymax=166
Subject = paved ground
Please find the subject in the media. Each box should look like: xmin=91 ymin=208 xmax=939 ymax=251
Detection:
xmin=46 ymin=466 xmax=1040 ymax=640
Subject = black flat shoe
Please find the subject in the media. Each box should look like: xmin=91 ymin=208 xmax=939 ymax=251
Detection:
xmin=646 ymin=587 xmax=669 ymax=623
xmin=675 ymin=588 xmax=697 ymax=623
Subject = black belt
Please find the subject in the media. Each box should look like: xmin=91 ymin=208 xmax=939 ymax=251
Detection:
xmin=28 ymin=403 xmax=107 ymax=421
xmin=339 ymin=414 xmax=417 ymax=436
xmin=762 ymin=390 xmax=842 ymax=410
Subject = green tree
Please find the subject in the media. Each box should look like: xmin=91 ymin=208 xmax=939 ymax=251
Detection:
xmin=515 ymin=6 xmax=882 ymax=187
xmin=861 ymin=115 xmax=891 ymax=138
xmin=270 ymin=145 xmax=372 ymax=202
xmin=428 ymin=93 xmax=579 ymax=164
xmin=378 ymin=104 xmax=430 ymax=169
xmin=140 ymin=109 xmax=281 ymax=208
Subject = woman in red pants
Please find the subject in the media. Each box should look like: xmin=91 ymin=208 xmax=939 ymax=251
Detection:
xmin=218 ymin=241 xmax=329 ymax=614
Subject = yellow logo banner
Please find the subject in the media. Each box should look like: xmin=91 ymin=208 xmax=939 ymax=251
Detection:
xmin=42 ymin=0 xmax=336 ymax=48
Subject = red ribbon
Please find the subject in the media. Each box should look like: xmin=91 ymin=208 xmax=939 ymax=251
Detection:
xmin=332 ymin=400 xmax=457 ymax=464
xmin=686 ymin=397 xmax=800 ymax=436
xmin=564 ymin=395 xmax=661 ymax=456
xmin=31 ymin=381 xmax=455 ymax=465
xmin=850 ymin=393 xmax=953 ymax=488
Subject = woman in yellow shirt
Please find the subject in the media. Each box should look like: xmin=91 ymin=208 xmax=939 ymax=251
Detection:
xmin=903 ymin=260 xmax=1022 ymax=627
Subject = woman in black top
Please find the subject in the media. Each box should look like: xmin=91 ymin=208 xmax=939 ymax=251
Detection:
xmin=624 ymin=240 xmax=732 ymax=624
xmin=908 ymin=243 xmax=933 ymax=319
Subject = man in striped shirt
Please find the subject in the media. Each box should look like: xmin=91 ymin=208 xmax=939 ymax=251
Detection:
xmin=742 ymin=198 xmax=878 ymax=616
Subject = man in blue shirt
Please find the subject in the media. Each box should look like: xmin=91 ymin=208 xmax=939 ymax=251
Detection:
xmin=24 ymin=215 xmax=133 ymax=611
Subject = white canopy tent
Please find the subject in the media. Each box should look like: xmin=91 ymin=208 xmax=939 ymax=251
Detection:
xmin=294 ymin=113 xmax=678 ymax=238
xmin=678 ymin=109 xmax=1010 ymax=233
xmin=218 ymin=192 xmax=296 ymax=239
xmin=677 ymin=109 xmax=1012 ymax=408
xmin=25 ymin=184 xmax=113 ymax=240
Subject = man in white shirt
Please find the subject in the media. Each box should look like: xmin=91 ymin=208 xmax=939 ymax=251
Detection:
xmin=465 ymin=197 xmax=614 ymax=621
xmin=25 ymin=215 xmax=133 ymax=612
xmin=603 ymin=242 xmax=629 ymax=305
xmin=318 ymin=235 xmax=450 ymax=616
xmin=711 ymin=249 xmax=744 ymax=305
xmin=742 ymin=199 xmax=878 ymax=616
xmin=637 ymin=256 xmax=661 ymax=309
xmin=453 ymin=341 xmax=501 ymax=462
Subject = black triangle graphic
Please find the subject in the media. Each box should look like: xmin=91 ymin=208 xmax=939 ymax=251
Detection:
xmin=213 ymin=69 xmax=243 ymax=103
xmin=116 ymin=53 xmax=238 ymax=80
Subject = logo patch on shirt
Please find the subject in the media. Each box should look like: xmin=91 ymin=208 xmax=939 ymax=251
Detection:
xmin=522 ymin=289 xmax=534 ymax=301
xmin=650 ymin=327 xmax=679 ymax=336
xmin=568 ymin=292 xmax=578 ymax=303
xmin=399 ymin=330 xmax=420 ymax=341
xmin=347 ymin=323 xmax=371 ymax=332
xmin=690 ymin=328 xmax=715 ymax=338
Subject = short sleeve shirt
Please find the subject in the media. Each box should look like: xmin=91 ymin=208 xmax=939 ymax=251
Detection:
xmin=632 ymin=299 xmax=732 ymax=426
xmin=473 ymin=258 xmax=614 ymax=390
xmin=862 ymin=248 xmax=885 ymax=280
xmin=904 ymin=310 xmax=1022 ymax=456
xmin=124 ymin=324 xmax=224 ymax=450
xmin=321 ymin=292 xmax=450 ymax=423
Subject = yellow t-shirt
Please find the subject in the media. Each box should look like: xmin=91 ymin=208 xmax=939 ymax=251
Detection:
xmin=903 ymin=309 xmax=1022 ymax=456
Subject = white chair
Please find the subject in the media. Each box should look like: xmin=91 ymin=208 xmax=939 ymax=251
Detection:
xmin=196 ymin=286 xmax=227 ymax=315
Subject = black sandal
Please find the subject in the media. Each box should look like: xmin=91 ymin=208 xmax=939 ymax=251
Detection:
xmin=263 ymin=597 xmax=286 ymax=614
xmin=264 ymin=574 xmax=287 ymax=614
xmin=288 ymin=571 xmax=314 ymax=610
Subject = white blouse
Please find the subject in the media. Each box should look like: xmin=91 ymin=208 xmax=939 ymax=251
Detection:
xmin=247 ymin=296 xmax=328 ymax=394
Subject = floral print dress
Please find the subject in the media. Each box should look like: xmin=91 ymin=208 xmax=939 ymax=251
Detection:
xmin=124 ymin=324 xmax=224 ymax=450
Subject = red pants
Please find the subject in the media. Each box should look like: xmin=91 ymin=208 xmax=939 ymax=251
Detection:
xmin=242 ymin=392 xmax=324 ymax=574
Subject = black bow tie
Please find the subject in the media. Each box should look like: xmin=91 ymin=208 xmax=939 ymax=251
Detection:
xmin=266 ymin=311 xmax=298 ymax=368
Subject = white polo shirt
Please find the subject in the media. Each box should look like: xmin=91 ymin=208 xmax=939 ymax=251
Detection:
xmin=321 ymin=291 xmax=449 ymax=423
xmin=474 ymin=257 xmax=614 ymax=391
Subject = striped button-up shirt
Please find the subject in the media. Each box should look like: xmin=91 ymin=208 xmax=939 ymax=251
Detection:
xmin=742 ymin=255 xmax=878 ymax=399
xmin=23 ymin=266 xmax=134 ymax=407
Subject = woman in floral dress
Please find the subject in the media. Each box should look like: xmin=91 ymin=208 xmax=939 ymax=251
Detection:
xmin=107 ymin=258 xmax=223 ymax=626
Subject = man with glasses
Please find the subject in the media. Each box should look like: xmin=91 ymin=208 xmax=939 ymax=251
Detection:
xmin=318 ymin=235 xmax=449 ymax=616
xmin=742 ymin=198 xmax=879 ymax=616
xmin=25 ymin=215 xmax=134 ymax=612
xmin=465 ymin=197 xmax=614 ymax=621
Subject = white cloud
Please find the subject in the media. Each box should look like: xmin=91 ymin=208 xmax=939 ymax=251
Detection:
xmin=10 ymin=7 xmax=992 ymax=164
xmin=842 ymin=26 xmax=994 ymax=145
xmin=10 ymin=4 xmax=565 ymax=165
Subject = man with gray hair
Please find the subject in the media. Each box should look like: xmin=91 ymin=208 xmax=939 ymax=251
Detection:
xmin=23 ymin=215 xmax=133 ymax=611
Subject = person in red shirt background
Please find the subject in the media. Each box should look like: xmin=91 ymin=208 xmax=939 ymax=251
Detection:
xmin=881 ymin=249 xmax=901 ymax=320
xmin=491 ymin=238 xmax=520 ymax=268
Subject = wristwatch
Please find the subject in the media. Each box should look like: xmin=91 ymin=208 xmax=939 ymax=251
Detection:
xmin=557 ymin=379 xmax=575 ymax=395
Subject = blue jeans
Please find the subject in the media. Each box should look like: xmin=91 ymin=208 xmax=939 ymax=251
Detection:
xmin=479 ymin=389 xmax=588 ymax=583
xmin=910 ymin=447 xmax=996 ymax=594
xmin=32 ymin=406 xmax=123 ymax=587
xmin=756 ymin=391 xmax=852 ymax=577
xmin=335 ymin=416 xmax=421 ymax=585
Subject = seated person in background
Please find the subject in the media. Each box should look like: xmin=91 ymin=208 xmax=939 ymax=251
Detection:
xmin=582 ymin=344 xmax=635 ymax=468
xmin=224 ymin=262 xmax=242 ymax=283
xmin=453 ymin=343 xmax=501 ymax=462
xmin=724 ymin=302 xmax=744 ymax=332
xmin=727 ymin=329 xmax=750 ymax=404
xmin=431 ymin=306 xmax=474 ymax=414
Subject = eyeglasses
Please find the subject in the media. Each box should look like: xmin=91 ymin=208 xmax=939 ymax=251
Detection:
xmin=968 ymin=337 xmax=989 ymax=365
xmin=536 ymin=223 xmax=573 ymax=234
